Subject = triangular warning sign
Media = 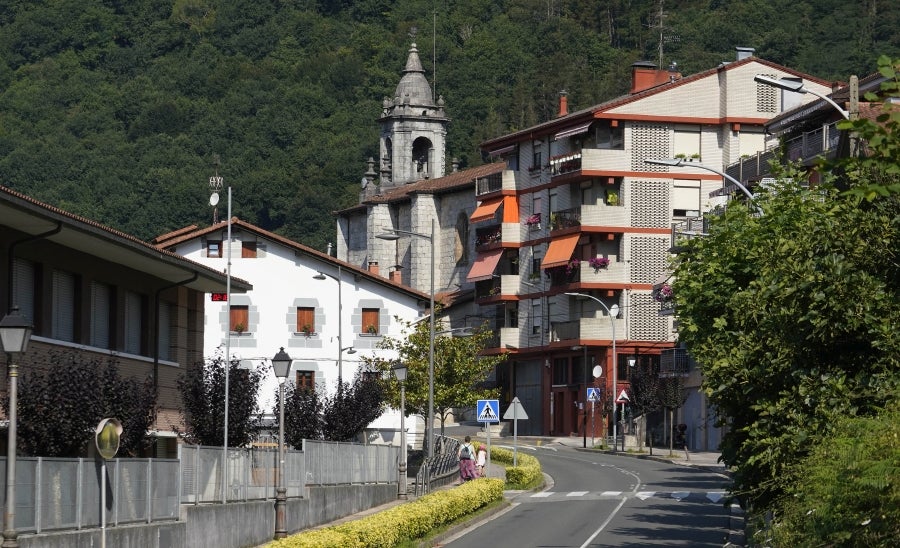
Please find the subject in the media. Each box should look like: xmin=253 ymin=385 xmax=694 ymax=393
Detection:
xmin=616 ymin=389 xmax=630 ymax=403
xmin=478 ymin=403 xmax=499 ymax=422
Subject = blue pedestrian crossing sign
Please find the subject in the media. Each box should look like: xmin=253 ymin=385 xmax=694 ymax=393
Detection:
xmin=586 ymin=387 xmax=601 ymax=402
xmin=476 ymin=399 xmax=500 ymax=423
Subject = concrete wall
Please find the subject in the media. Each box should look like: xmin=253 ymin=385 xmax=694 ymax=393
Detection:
xmin=17 ymin=483 xmax=398 ymax=548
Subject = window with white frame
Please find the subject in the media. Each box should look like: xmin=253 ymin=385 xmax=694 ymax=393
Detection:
xmin=361 ymin=308 xmax=380 ymax=335
xmin=673 ymin=179 xmax=701 ymax=217
xmin=673 ymin=126 xmax=701 ymax=159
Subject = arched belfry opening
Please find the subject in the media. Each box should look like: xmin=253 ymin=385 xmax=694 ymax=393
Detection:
xmin=412 ymin=137 xmax=433 ymax=179
xmin=376 ymin=42 xmax=449 ymax=188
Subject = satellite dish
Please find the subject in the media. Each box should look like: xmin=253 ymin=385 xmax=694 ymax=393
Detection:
xmin=592 ymin=365 xmax=602 ymax=378
xmin=610 ymin=304 xmax=620 ymax=318
xmin=209 ymin=192 xmax=220 ymax=206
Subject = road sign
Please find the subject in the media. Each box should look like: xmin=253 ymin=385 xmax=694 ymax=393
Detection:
xmin=616 ymin=389 xmax=630 ymax=403
xmin=476 ymin=399 xmax=500 ymax=423
xmin=586 ymin=387 xmax=601 ymax=402
xmin=503 ymin=397 xmax=528 ymax=420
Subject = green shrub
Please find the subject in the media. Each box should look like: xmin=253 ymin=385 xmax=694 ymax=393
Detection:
xmin=491 ymin=447 xmax=542 ymax=487
xmin=268 ymin=478 xmax=504 ymax=548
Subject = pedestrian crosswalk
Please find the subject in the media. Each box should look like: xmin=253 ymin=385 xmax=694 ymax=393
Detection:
xmin=518 ymin=490 xmax=727 ymax=504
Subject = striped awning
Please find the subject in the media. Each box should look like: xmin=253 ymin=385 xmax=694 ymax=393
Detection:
xmin=555 ymin=121 xmax=593 ymax=141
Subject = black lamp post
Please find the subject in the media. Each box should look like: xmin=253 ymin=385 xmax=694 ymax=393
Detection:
xmin=272 ymin=347 xmax=292 ymax=540
xmin=1 ymin=306 xmax=32 ymax=548
xmin=392 ymin=362 xmax=408 ymax=499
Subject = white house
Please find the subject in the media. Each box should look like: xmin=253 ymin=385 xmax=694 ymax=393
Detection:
xmin=154 ymin=217 xmax=430 ymax=443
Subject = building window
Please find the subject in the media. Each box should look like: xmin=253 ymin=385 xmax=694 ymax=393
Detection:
xmin=241 ymin=241 xmax=257 ymax=258
xmin=12 ymin=258 xmax=35 ymax=326
xmin=296 ymin=370 xmax=315 ymax=390
xmin=207 ymin=240 xmax=222 ymax=258
xmin=532 ymin=300 xmax=541 ymax=335
xmin=532 ymin=149 xmax=542 ymax=171
xmin=673 ymin=179 xmax=701 ymax=218
xmin=51 ymin=269 xmax=76 ymax=342
xmin=360 ymin=371 xmax=380 ymax=383
xmin=552 ymin=357 xmax=568 ymax=386
xmin=296 ymin=307 xmax=315 ymax=335
xmin=90 ymin=281 xmax=112 ymax=349
xmin=124 ymin=290 xmax=144 ymax=354
xmin=362 ymin=308 xmax=380 ymax=335
xmin=158 ymin=301 xmax=173 ymax=361
xmin=673 ymin=126 xmax=701 ymax=159
xmin=230 ymin=305 xmax=249 ymax=333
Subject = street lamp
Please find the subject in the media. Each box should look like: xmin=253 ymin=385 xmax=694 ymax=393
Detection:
xmin=565 ymin=293 xmax=619 ymax=451
xmin=313 ymin=268 xmax=349 ymax=389
xmin=377 ymin=218 xmax=436 ymax=459
xmin=271 ymin=347 xmax=292 ymax=540
xmin=753 ymin=75 xmax=850 ymax=120
xmin=391 ymin=361 xmax=408 ymax=499
xmin=0 ymin=306 xmax=33 ymax=548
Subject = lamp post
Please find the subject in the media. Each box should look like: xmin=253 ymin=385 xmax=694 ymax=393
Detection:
xmin=313 ymin=268 xmax=348 ymax=389
xmin=1 ymin=306 xmax=33 ymax=548
xmin=565 ymin=293 xmax=619 ymax=451
xmin=391 ymin=361 xmax=408 ymax=499
xmin=753 ymin=75 xmax=850 ymax=120
xmin=377 ymin=218 xmax=436 ymax=459
xmin=271 ymin=347 xmax=292 ymax=540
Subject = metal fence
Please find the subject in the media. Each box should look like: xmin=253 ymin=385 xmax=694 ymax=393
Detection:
xmin=0 ymin=456 xmax=180 ymax=534
xmin=179 ymin=440 xmax=400 ymax=504
xmin=414 ymin=435 xmax=461 ymax=496
xmin=0 ymin=440 xmax=400 ymax=534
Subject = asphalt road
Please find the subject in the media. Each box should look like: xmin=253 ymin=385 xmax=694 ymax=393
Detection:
xmin=443 ymin=445 xmax=734 ymax=547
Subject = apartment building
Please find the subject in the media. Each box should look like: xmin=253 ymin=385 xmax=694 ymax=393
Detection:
xmin=477 ymin=48 xmax=831 ymax=446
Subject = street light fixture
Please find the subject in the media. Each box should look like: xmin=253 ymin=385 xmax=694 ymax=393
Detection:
xmin=313 ymin=268 xmax=350 ymax=389
xmin=271 ymin=347 xmax=292 ymax=540
xmin=377 ymin=219 xmax=436 ymax=459
xmin=565 ymin=293 xmax=620 ymax=451
xmin=0 ymin=306 xmax=33 ymax=548
xmin=753 ymin=75 xmax=849 ymax=120
xmin=391 ymin=361 xmax=408 ymax=499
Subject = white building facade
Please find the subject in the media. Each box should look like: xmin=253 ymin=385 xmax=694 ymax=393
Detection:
xmin=155 ymin=218 xmax=429 ymax=443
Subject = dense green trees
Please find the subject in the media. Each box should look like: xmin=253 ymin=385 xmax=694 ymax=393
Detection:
xmin=0 ymin=1 xmax=894 ymax=250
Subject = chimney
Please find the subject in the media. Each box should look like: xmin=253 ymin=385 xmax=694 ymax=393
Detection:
xmin=390 ymin=269 xmax=403 ymax=283
xmin=630 ymin=61 xmax=675 ymax=94
xmin=735 ymin=47 xmax=755 ymax=61
xmin=558 ymin=90 xmax=568 ymax=117
xmin=451 ymin=157 xmax=460 ymax=172
xmin=368 ymin=261 xmax=379 ymax=276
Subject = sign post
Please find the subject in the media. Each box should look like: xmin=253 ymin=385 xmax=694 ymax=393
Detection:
xmin=616 ymin=389 xmax=630 ymax=451
xmin=502 ymin=397 xmax=529 ymax=466
xmin=476 ymin=399 xmax=500 ymax=470
xmin=586 ymin=387 xmax=601 ymax=448
xmin=95 ymin=418 xmax=122 ymax=548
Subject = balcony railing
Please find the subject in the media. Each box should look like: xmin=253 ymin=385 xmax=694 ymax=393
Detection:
xmin=475 ymin=172 xmax=503 ymax=195
xmin=549 ymin=153 xmax=582 ymax=177
xmin=474 ymin=225 xmax=502 ymax=249
xmin=660 ymin=348 xmax=695 ymax=377
xmin=724 ymin=121 xmax=841 ymax=183
xmin=550 ymin=207 xmax=581 ymax=231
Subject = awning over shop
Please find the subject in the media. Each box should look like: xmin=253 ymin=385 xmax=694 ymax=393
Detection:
xmin=466 ymin=249 xmax=504 ymax=282
xmin=541 ymin=234 xmax=580 ymax=269
xmin=554 ymin=121 xmax=593 ymax=141
xmin=470 ymin=198 xmax=503 ymax=223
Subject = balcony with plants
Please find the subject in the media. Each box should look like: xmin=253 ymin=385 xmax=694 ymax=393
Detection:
xmin=474 ymin=225 xmax=502 ymax=250
xmin=579 ymin=256 xmax=628 ymax=284
xmin=549 ymin=208 xmax=581 ymax=232
xmin=544 ymin=258 xmax=581 ymax=287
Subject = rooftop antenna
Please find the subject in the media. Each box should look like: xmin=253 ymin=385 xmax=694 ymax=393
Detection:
xmin=209 ymin=155 xmax=224 ymax=224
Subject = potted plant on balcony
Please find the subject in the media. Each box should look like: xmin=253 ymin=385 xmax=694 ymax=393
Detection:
xmin=366 ymin=324 xmax=378 ymax=335
xmin=588 ymin=257 xmax=610 ymax=270
xmin=301 ymin=324 xmax=313 ymax=337
xmin=233 ymin=322 xmax=246 ymax=334
xmin=606 ymin=191 xmax=619 ymax=206
xmin=524 ymin=213 xmax=541 ymax=228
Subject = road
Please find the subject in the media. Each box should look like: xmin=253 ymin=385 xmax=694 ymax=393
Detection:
xmin=444 ymin=444 xmax=734 ymax=547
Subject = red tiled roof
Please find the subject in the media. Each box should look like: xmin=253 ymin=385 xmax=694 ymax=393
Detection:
xmin=153 ymin=217 xmax=431 ymax=302
xmin=337 ymin=162 xmax=507 ymax=214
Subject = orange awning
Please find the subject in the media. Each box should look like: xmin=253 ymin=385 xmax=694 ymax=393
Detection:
xmin=502 ymin=195 xmax=519 ymax=224
xmin=541 ymin=234 xmax=580 ymax=269
xmin=470 ymin=198 xmax=503 ymax=223
xmin=466 ymin=249 xmax=504 ymax=282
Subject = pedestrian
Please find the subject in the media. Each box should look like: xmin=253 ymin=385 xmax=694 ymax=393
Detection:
xmin=476 ymin=443 xmax=487 ymax=477
xmin=457 ymin=435 xmax=477 ymax=482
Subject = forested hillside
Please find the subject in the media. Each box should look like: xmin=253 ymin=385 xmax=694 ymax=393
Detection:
xmin=0 ymin=0 xmax=896 ymax=250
